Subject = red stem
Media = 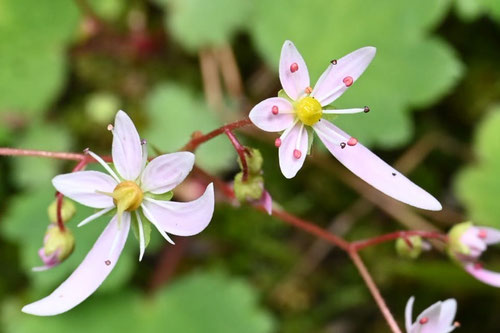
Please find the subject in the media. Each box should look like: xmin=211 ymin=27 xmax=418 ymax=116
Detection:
xmin=351 ymin=230 xmax=448 ymax=252
xmin=224 ymin=129 xmax=249 ymax=181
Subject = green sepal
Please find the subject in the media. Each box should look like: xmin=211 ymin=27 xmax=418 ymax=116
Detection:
xmin=48 ymin=198 xmax=76 ymax=224
xmin=277 ymin=89 xmax=294 ymax=103
xmin=395 ymin=236 xmax=423 ymax=260
xmin=237 ymin=148 xmax=263 ymax=175
xmin=233 ymin=172 xmax=264 ymax=202
xmin=447 ymin=221 xmax=474 ymax=261
xmin=306 ymin=126 xmax=315 ymax=155
xmin=145 ymin=191 xmax=174 ymax=201
xmin=131 ymin=211 xmax=152 ymax=249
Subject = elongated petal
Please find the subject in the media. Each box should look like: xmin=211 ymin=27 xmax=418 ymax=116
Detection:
xmin=438 ymin=299 xmax=457 ymax=332
xmin=412 ymin=301 xmax=443 ymax=333
xmin=477 ymin=227 xmax=500 ymax=245
xmin=311 ymin=47 xmax=376 ymax=106
xmin=249 ymin=97 xmax=295 ymax=132
xmin=259 ymin=190 xmax=273 ymax=215
xmin=465 ymin=262 xmax=500 ymax=287
xmin=141 ymin=183 xmax=214 ymax=236
xmin=112 ymin=110 xmax=143 ymax=181
xmin=405 ymin=296 xmax=415 ymax=333
xmin=22 ymin=214 xmax=130 ymax=316
xmin=279 ymin=122 xmax=308 ymax=179
xmin=141 ymin=152 xmax=195 ymax=194
xmin=313 ymin=120 xmax=442 ymax=211
xmin=279 ymin=40 xmax=310 ymax=100
xmin=52 ymin=171 xmax=117 ymax=209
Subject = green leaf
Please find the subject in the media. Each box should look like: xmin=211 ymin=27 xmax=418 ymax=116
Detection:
xmin=2 ymin=271 xmax=275 ymax=333
xmin=12 ymin=122 xmax=72 ymax=190
xmin=249 ymin=0 xmax=463 ymax=148
xmin=145 ymin=82 xmax=236 ymax=172
xmin=0 ymin=184 xmax=135 ymax=297
xmin=153 ymin=0 xmax=252 ymax=52
xmin=455 ymin=106 xmax=500 ymax=227
xmin=131 ymin=211 xmax=152 ymax=249
xmin=454 ymin=0 xmax=500 ymax=23
xmin=0 ymin=0 xmax=79 ymax=117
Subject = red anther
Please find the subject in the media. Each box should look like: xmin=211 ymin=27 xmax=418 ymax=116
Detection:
xmin=293 ymin=149 xmax=302 ymax=159
xmin=272 ymin=105 xmax=279 ymax=115
xmin=274 ymin=138 xmax=282 ymax=147
xmin=478 ymin=229 xmax=487 ymax=239
xmin=305 ymin=86 xmax=312 ymax=94
xmin=290 ymin=62 xmax=299 ymax=73
xmin=105 ymin=260 xmax=111 ymax=266
xmin=474 ymin=262 xmax=483 ymax=270
xmin=347 ymin=137 xmax=358 ymax=146
xmin=343 ymin=76 xmax=353 ymax=87
xmin=363 ymin=106 xmax=370 ymax=113
xmin=419 ymin=317 xmax=429 ymax=325
xmin=330 ymin=59 xmax=338 ymax=65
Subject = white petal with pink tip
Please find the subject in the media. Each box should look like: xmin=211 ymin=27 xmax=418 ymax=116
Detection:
xmin=313 ymin=120 xmax=442 ymax=211
xmin=464 ymin=262 xmax=500 ymax=287
xmin=311 ymin=46 xmax=376 ymax=106
xmin=142 ymin=183 xmax=214 ymax=236
xmin=52 ymin=171 xmax=117 ymax=209
xmin=141 ymin=152 xmax=195 ymax=194
xmin=279 ymin=40 xmax=310 ymax=100
xmin=112 ymin=110 xmax=143 ymax=181
xmin=249 ymin=97 xmax=295 ymax=132
xmin=279 ymin=122 xmax=308 ymax=179
xmin=22 ymin=214 xmax=130 ymax=316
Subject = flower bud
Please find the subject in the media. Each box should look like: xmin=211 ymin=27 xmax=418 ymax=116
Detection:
xmin=34 ymin=225 xmax=75 ymax=271
xmin=237 ymin=148 xmax=263 ymax=175
xmin=447 ymin=221 xmax=486 ymax=261
xmin=233 ymin=172 xmax=264 ymax=203
xmin=48 ymin=198 xmax=76 ymax=224
xmin=395 ymin=236 xmax=424 ymax=260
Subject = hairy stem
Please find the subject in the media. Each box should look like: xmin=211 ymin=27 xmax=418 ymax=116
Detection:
xmin=0 ymin=148 xmax=85 ymax=161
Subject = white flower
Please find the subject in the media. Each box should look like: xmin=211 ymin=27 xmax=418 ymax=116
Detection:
xmin=405 ymin=296 xmax=458 ymax=333
xmin=22 ymin=110 xmax=215 ymax=316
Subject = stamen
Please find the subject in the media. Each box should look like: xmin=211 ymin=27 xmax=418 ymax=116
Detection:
xmin=330 ymin=59 xmax=337 ymax=65
xmin=85 ymin=150 xmax=120 ymax=182
xmin=275 ymin=138 xmax=282 ymax=147
xmin=107 ymin=124 xmax=114 ymax=131
xmin=290 ymin=62 xmax=299 ymax=73
xmin=292 ymin=123 xmax=305 ymax=159
xmin=343 ymin=76 xmax=354 ymax=87
xmin=141 ymin=203 xmax=175 ymax=245
xmin=454 ymin=321 xmax=461 ymax=328
xmin=276 ymin=119 xmax=299 ymax=149
xmin=141 ymin=139 xmax=148 ymax=170
xmin=136 ymin=211 xmax=146 ymax=261
xmin=293 ymin=149 xmax=302 ymax=159
xmin=78 ymin=207 xmax=114 ymax=227
xmin=312 ymin=121 xmax=346 ymax=146
xmin=272 ymin=105 xmax=279 ymax=115
xmin=347 ymin=137 xmax=358 ymax=146
xmin=419 ymin=317 xmax=429 ymax=325
xmin=364 ymin=106 xmax=370 ymax=113
xmin=305 ymin=86 xmax=312 ymax=94
xmin=478 ymin=229 xmax=487 ymax=239
xmin=105 ymin=260 xmax=111 ymax=266
xmin=323 ymin=108 xmax=367 ymax=115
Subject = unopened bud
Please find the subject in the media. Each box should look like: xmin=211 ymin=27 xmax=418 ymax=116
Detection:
xmin=237 ymin=148 xmax=263 ymax=175
xmin=34 ymin=225 xmax=75 ymax=271
xmin=447 ymin=221 xmax=480 ymax=261
xmin=396 ymin=236 xmax=424 ymax=259
xmin=48 ymin=198 xmax=76 ymax=224
xmin=233 ymin=172 xmax=264 ymax=202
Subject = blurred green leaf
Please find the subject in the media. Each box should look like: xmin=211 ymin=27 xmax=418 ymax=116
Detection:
xmin=0 ymin=0 xmax=79 ymax=126
xmin=88 ymin=0 xmax=126 ymax=21
xmin=455 ymin=107 xmax=500 ymax=227
xmin=154 ymin=0 xmax=252 ymax=52
xmin=249 ymin=0 xmax=463 ymax=147
xmin=12 ymin=123 xmax=72 ymax=190
xmin=2 ymin=271 xmax=274 ymax=333
xmin=454 ymin=0 xmax=500 ymax=22
xmin=0 ymin=184 xmax=135 ymax=297
xmin=145 ymin=82 xmax=236 ymax=172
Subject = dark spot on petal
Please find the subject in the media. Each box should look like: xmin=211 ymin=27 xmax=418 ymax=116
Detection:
xmin=392 ymin=173 xmax=396 ymax=176
xmin=105 ymin=260 xmax=111 ymax=266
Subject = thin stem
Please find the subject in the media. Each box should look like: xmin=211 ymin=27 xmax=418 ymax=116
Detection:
xmin=224 ymin=129 xmax=249 ymax=181
xmin=0 ymin=148 xmax=85 ymax=161
xmin=351 ymin=230 xmax=448 ymax=252
xmin=55 ymin=193 xmax=65 ymax=231
xmin=349 ymin=251 xmax=403 ymax=333
xmin=182 ymin=117 xmax=252 ymax=151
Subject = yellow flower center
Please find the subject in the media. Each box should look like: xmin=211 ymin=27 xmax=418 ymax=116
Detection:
xmin=112 ymin=181 xmax=143 ymax=212
xmin=296 ymin=97 xmax=322 ymax=126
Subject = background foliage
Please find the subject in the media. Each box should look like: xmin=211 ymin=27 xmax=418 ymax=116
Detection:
xmin=0 ymin=0 xmax=499 ymax=332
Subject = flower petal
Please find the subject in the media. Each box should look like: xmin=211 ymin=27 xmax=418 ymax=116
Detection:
xmin=249 ymin=97 xmax=295 ymax=132
xmin=313 ymin=120 xmax=442 ymax=211
xmin=52 ymin=171 xmax=117 ymax=209
xmin=405 ymin=296 xmax=415 ymax=333
xmin=413 ymin=300 xmax=443 ymax=333
xmin=464 ymin=262 xmax=500 ymax=287
xmin=112 ymin=110 xmax=143 ymax=181
xmin=258 ymin=190 xmax=273 ymax=215
xmin=477 ymin=227 xmax=500 ymax=245
xmin=141 ymin=183 xmax=214 ymax=236
xmin=279 ymin=122 xmax=308 ymax=179
xmin=141 ymin=152 xmax=195 ymax=194
xmin=311 ymin=47 xmax=376 ymax=106
xmin=279 ymin=40 xmax=310 ymax=100
xmin=438 ymin=299 xmax=457 ymax=332
xmin=22 ymin=214 xmax=130 ymax=316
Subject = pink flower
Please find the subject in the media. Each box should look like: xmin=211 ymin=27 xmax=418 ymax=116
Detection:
xmin=405 ymin=296 xmax=458 ymax=333
xmin=22 ymin=111 xmax=215 ymax=316
xmin=448 ymin=222 xmax=500 ymax=287
xmin=249 ymin=40 xmax=441 ymax=211
xmin=33 ymin=224 xmax=75 ymax=272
